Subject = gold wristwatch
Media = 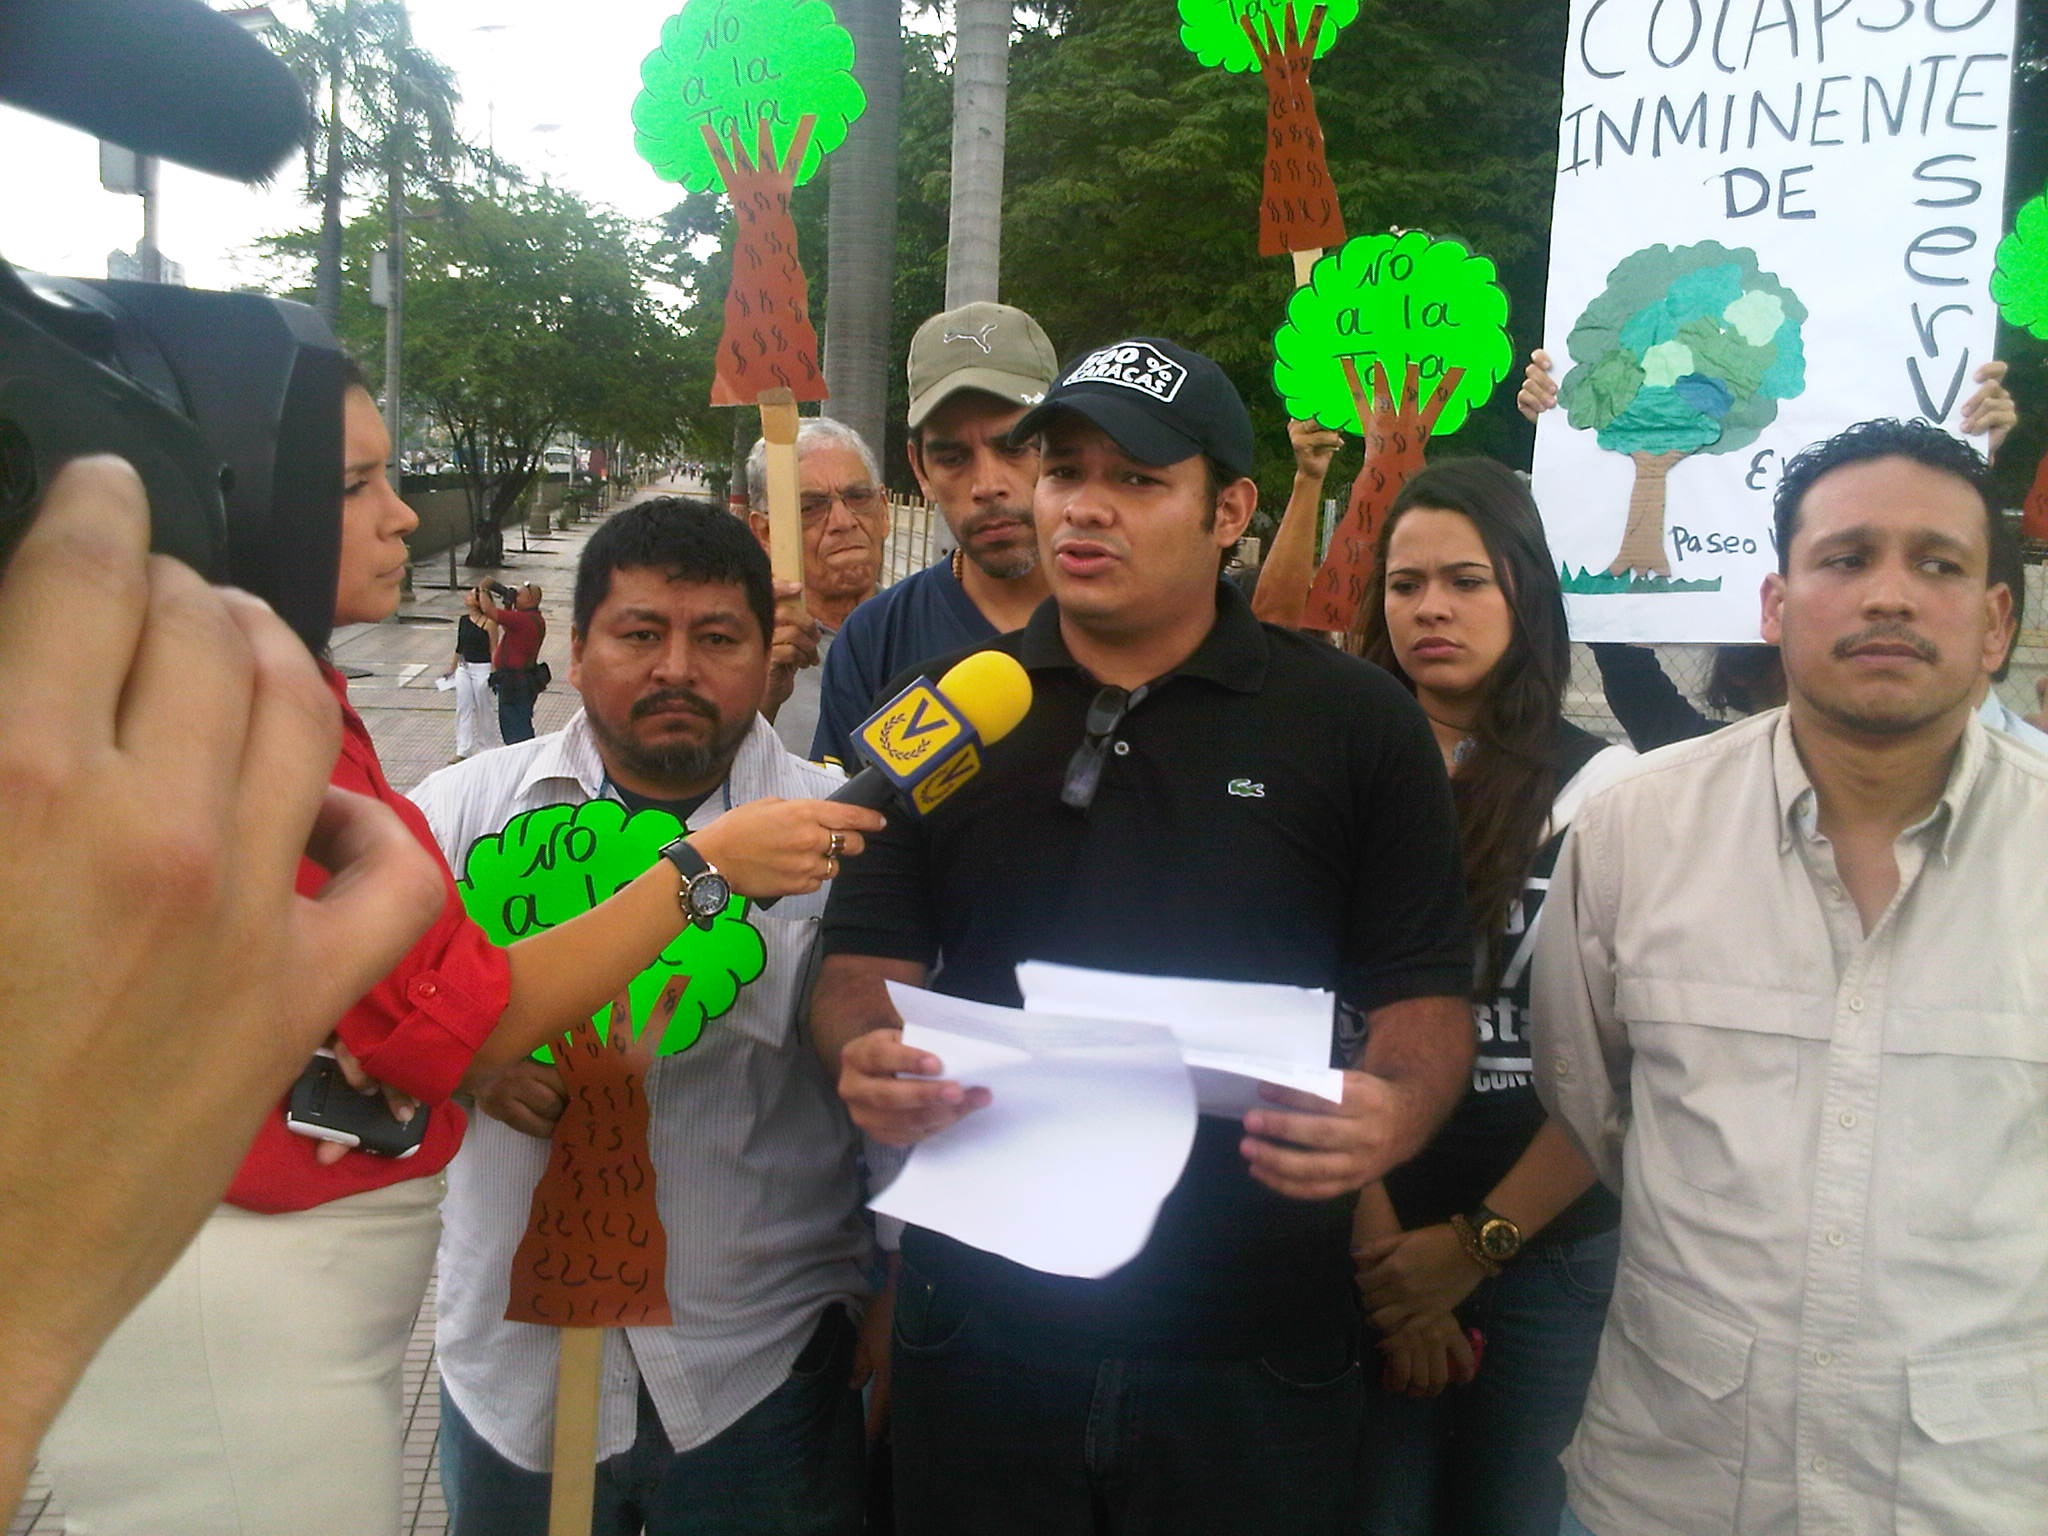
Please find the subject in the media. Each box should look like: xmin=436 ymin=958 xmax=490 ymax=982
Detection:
xmin=1451 ymin=1204 xmax=1523 ymax=1274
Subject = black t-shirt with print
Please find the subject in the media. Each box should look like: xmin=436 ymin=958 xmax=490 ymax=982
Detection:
xmin=1382 ymin=720 xmax=1623 ymax=1247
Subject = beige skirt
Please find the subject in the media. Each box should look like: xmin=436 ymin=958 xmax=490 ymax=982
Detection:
xmin=39 ymin=1173 xmax=444 ymax=1536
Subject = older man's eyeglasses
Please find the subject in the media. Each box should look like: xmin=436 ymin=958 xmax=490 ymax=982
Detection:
xmin=800 ymin=485 xmax=883 ymax=523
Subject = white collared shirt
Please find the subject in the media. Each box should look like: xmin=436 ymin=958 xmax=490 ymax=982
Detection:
xmin=409 ymin=712 xmax=871 ymax=1467
xmin=1534 ymin=709 xmax=2048 ymax=1536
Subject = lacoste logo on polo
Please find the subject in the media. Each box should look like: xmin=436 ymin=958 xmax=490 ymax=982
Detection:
xmin=1228 ymin=778 xmax=1265 ymax=798
xmin=1063 ymin=342 xmax=1187 ymax=403
xmin=943 ymin=323 xmax=998 ymax=354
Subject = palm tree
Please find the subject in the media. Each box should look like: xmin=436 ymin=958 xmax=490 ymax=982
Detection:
xmin=825 ymin=0 xmax=903 ymax=470
xmin=269 ymin=0 xmax=467 ymax=328
xmin=945 ymin=0 xmax=1010 ymax=305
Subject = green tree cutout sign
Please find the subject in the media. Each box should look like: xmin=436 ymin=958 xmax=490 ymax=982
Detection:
xmin=1991 ymin=190 xmax=2048 ymax=539
xmin=1558 ymin=241 xmax=1806 ymax=584
xmin=632 ymin=0 xmax=864 ymax=406
xmin=1272 ymin=231 xmax=1512 ymax=632
xmin=1178 ymin=0 xmax=1359 ymax=258
xmin=630 ymin=0 xmax=864 ymax=194
xmin=1178 ymin=0 xmax=1359 ymax=71
xmin=456 ymin=799 xmax=766 ymax=1064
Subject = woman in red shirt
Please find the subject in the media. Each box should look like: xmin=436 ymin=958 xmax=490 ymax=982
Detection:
xmin=38 ymin=366 xmax=880 ymax=1536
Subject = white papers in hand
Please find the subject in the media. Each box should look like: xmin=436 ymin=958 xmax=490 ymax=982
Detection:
xmin=433 ymin=674 xmax=458 ymax=692
xmin=868 ymin=983 xmax=1197 ymax=1279
xmin=1016 ymin=961 xmax=1346 ymax=1115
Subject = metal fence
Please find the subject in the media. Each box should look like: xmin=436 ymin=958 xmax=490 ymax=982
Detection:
xmin=874 ymin=500 xmax=2048 ymax=748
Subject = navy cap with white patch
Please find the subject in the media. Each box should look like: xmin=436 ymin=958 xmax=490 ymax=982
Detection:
xmin=1012 ymin=337 xmax=1255 ymax=481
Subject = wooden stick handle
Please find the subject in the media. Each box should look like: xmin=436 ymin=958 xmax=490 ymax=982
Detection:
xmin=1291 ymin=247 xmax=1322 ymax=287
xmin=758 ymin=389 xmax=803 ymax=584
xmin=546 ymin=1326 xmax=606 ymax=1536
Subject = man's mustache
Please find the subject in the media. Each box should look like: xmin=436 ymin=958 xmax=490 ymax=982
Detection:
xmin=632 ymin=688 xmax=719 ymax=722
xmin=1832 ymin=623 xmax=1938 ymax=663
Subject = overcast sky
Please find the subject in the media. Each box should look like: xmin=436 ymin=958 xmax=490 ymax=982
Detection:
xmin=0 ymin=0 xmax=714 ymax=291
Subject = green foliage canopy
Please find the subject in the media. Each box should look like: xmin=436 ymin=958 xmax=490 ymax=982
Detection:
xmin=1272 ymin=231 xmax=1511 ymax=435
xmin=1993 ymin=190 xmax=2048 ymax=338
xmin=1558 ymin=241 xmax=1807 ymax=459
xmin=1177 ymin=0 xmax=1360 ymax=73
xmin=457 ymin=800 xmax=766 ymax=1061
xmin=632 ymin=0 xmax=865 ymax=194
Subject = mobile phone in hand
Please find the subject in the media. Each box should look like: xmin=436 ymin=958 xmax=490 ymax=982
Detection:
xmin=285 ymin=1048 xmax=429 ymax=1159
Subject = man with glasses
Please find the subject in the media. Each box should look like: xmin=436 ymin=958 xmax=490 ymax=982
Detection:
xmin=809 ymin=338 xmax=1476 ymax=1535
xmin=746 ymin=417 xmax=889 ymax=756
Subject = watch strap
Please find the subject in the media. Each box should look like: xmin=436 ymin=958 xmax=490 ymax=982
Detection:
xmin=1448 ymin=1212 xmax=1505 ymax=1277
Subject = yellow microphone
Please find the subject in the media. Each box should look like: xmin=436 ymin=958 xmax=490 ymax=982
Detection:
xmin=828 ymin=650 xmax=1033 ymax=815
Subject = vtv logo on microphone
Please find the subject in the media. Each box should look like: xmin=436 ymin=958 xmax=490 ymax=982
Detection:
xmin=857 ymin=680 xmax=984 ymax=814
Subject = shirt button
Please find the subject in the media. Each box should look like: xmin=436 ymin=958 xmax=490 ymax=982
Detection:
xmin=1554 ymin=1059 xmax=1571 ymax=1077
xmin=1810 ymin=1455 xmax=1829 ymax=1475
xmin=1111 ymin=740 xmax=1130 ymax=757
xmin=1828 ymin=884 xmax=1844 ymax=900
xmin=1813 ymin=1348 xmax=1835 ymax=1366
xmin=1838 ymin=1110 xmax=1857 ymax=1129
xmin=1825 ymin=1229 xmax=1846 ymax=1248
xmin=418 ymin=981 xmax=438 ymax=998
xmin=1847 ymin=996 xmax=1865 ymax=1013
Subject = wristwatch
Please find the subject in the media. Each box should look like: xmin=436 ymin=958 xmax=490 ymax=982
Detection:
xmin=659 ymin=836 xmax=731 ymax=928
xmin=1454 ymin=1204 xmax=1525 ymax=1271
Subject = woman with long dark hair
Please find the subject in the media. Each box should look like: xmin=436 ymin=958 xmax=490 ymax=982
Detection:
xmin=1345 ymin=459 xmax=1632 ymax=1536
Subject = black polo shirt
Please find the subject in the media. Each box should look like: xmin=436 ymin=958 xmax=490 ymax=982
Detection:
xmin=822 ymin=581 xmax=1471 ymax=1355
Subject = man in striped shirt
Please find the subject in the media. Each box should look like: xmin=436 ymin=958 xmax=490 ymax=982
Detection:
xmin=410 ymin=498 xmax=876 ymax=1536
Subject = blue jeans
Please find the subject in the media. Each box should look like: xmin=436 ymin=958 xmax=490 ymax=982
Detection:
xmin=496 ymin=673 xmax=538 ymax=743
xmin=1356 ymin=1226 xmax=1619 ymax=1536
xmin=438 ymin=1306 xmax=863 ymax=1536
xmin=890 ymin=1259 xmax=1365 ymax=1535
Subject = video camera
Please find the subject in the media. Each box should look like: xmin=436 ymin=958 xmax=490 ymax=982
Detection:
xmin=0 ymin=0 xmax=350 ymax=652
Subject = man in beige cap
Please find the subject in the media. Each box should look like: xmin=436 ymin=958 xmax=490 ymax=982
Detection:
xmin=808 ymin=301 xmax=1058 ymax=766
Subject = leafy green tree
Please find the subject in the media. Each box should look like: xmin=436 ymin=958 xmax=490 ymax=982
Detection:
xmin=455 ymin=800 xmax=766 ymax=1062
xmin=1557 ymin=241 xmax=1806 ymax=578
xmin=1993 ymin=189 xmax=2048 ymax=538
xmin=275 ymin=186 xmax=697 ymax=564
xmin=266 ymin=0 xmax=472 ymax=327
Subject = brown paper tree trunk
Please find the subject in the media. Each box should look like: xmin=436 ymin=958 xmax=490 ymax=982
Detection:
xmin=1302 ymin=358 xmax=1463 ymax=634
xmin=1603 ymin=451 xmax=1687 ymax=578
xmin=2022 ymin=445 xmax=2048 ymax=544
xmin=504 ymin=986 xmax=679 ymax=1329
xmin=1244 ymin=6 xmax=1344 ymax=259
xmin=703 ymin=116 xmax=827 ymax=407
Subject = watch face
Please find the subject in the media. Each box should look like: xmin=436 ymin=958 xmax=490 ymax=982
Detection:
xmin=1478 ymin=1218 xmax=1521 ymax=1260
xmin=687 ymin=872 xmax=731 ymax=919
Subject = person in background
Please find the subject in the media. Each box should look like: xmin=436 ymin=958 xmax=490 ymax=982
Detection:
xmin=483 ymin=581 xmax=548 ymax=744
xmin=811 ymin=302 xmax=1058 ymax=768
xmin=1345 ymin=459 xmax=1634 ymax=1536
xmin=443 ymin=581 xmax=508 ymax=761
xmin=746 ymin=418 xmax=888 ymax=758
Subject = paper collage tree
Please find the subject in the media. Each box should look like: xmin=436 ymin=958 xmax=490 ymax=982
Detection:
xmin=1557 ymin=241 xmax=1807 ymax=585
xmin=456 ymin=798 xmax=768 ymax=1331
xmin=631 ymin=0 xmax=866 ymax=404
xmin=1991 ymin=190 xmax=2048 ymax=540
xmin=1179 ymin=0 xmax=1358 ymax=259
xmin=1273 ymin=231 xmax=1513 ymax=632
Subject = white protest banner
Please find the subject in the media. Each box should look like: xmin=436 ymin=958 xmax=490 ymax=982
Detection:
xmin=1533 ymin=0 xmax=2017 ymax=642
